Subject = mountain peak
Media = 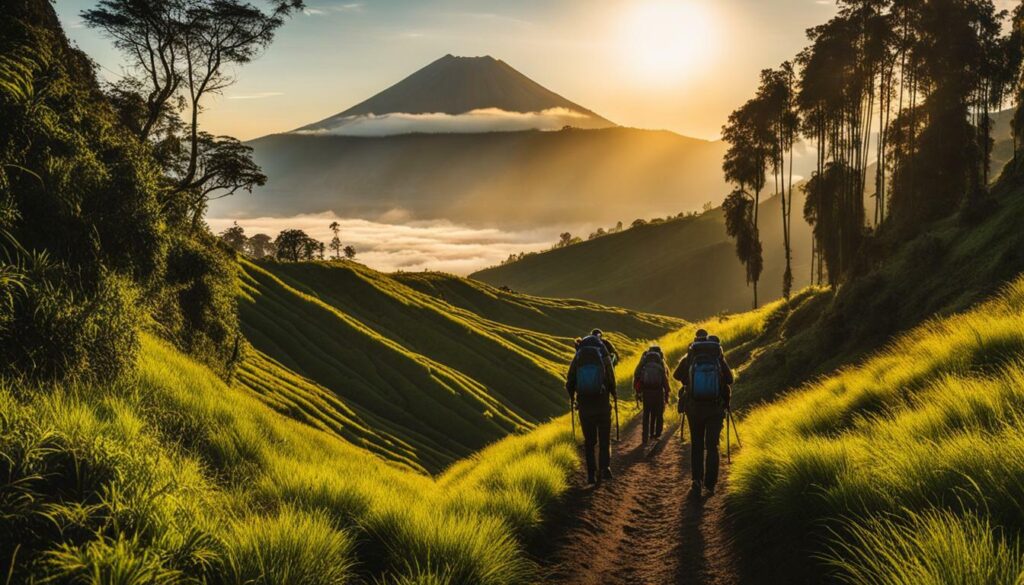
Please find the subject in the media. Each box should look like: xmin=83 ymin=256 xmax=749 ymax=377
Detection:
xmin=297 ymin=54 xmax=613 ymax=133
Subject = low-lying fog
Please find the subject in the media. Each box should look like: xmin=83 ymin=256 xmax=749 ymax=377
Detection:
xmin=206 ymin=212 xmax=575 ymax=274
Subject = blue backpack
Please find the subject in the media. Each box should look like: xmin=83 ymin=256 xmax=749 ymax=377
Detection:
xmin=689 ymin=341 xmax=722 ymax=402
xmin=575 ymin=338 xmax=607 ymax=396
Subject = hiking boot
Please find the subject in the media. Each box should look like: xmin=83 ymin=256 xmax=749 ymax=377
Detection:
xmin=689 ymin=481 xmax=702 ymax=498
xmin=601 ymin=468 xmax=614 ymax=481
xmin=705 ymin=484 xmax=716 ymax=497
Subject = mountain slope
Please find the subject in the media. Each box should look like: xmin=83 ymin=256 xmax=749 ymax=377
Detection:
xmin=235 ymin=259 xmax=684 ymax=472
xmin=209 ymin=126 xmax=728 ymax=226
xmin=729 ymin=273 xmax=1024 ymax=583
xmin=472 ymin=192 xmax=813 ymax=319
xmin=300 ymin=54 xmax=612 ymax=131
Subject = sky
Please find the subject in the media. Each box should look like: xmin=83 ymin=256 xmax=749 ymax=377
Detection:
xmin=55 ymin=0 xmax=844 ymax=141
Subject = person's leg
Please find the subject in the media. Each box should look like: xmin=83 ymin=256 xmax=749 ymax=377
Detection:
xmin=704 ymin=411 xmax=725 ymax=491
xmin=642 ymin=399 xmax=653 ymax=441
xmin=598 ymin=412 xmax=612 ymax=477
xmin=580 ymin=413 xmax=598 ymax=482
xmin=687 ymin=410 xmax=706 ymax=486
xmin=654 ymin=402 xmax=664 ymax=437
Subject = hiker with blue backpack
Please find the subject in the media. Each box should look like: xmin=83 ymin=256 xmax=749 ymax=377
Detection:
xmin=673 ymin=329 xmax=734 ymax=497
xmin=633 ymin=345 xmax=670 ymax=445
xmin=566 ymin=333 xmax=617 ymax=485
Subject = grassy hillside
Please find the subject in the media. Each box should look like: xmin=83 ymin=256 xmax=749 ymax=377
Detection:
xmin=207 ymin=127 xmax=727 ymax=228
xmin=0 ymin=333 xmax=584 ymax=584
xmin=473 ymin=193 xmax=813 ymax=320
xmin=235 ymin=260 xmax=683 ymax=472
xmin=709 ymin=177 xmax=1024 ymax=407
xmin=0 ymin=243 xmax=684 ymax=583
xmin=727 ymin=274 xmax=1024 ymax=583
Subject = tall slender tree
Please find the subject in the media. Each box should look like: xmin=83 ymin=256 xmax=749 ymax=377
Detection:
xmin=722 ymin=99 xmax=771 ymax=308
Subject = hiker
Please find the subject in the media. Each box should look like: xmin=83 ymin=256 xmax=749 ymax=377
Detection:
xmin=674 ymin=329 xmax=734 ymax=497
xmin=590 ymin=328 xmax=620 ymax=367
xmin=633 ymin=345 xmax=670 ymax=444
xmin=566 ymin=333 xmax=617 ymax=484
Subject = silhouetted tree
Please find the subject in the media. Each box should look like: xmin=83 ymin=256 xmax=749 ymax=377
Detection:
xmin=83 ymin=0 xmax=302 ymax=225
xmin=247 ymin=233 xmax=275 ymax=259
xmin=328 ymin=221 xmax=341 ymax=259
xmin=722 ymin=96 xmax=770 ymax=307
xmin=343 ymin=245 xmax=356 ymax=260
xmin=219 ymin=222 xmax=247 ymax=253
xmin=274 ymin=229 xmax=310 ymax=262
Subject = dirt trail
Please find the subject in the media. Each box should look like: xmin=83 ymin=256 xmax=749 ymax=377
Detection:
xmin=537 ymin=415 xmax=745 ymax=585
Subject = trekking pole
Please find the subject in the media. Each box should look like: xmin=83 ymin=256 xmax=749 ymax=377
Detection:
xmin=570 ymin=400 xmax=576 ymax=441
xmin=726 ymin=409 xmax=731 ymax=463
xmin=730 ymin=409 xmax=742 ymax=448
xmin=613 ymin=396 xmax=620 ymax=442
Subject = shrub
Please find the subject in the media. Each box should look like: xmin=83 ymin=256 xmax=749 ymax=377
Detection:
xmin=0 ymin=265 xmax=141 ymax=383
xmin=154 ymin=234 xmax=243 ymax=378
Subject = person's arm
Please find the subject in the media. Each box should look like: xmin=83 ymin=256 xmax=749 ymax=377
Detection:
xmin=604 ymin=355 xmax=617 ymax=398
xmin=604 ymin=339 xmax=620 ymax=365
xmin=719 ymin=353 xmax=735 ymax=385
xmin=672 ymin=354 xmax=690 ymax=384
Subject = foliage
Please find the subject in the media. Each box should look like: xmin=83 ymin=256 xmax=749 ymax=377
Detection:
xmin=274 ymin=228 xmax=321 ymax=262
xmin=727 ymin=0 xmax=1024 ymax=291
xmin=0 ymin=8 xmax=166 ymax=382
xmin=82 ymin=0 xmax=300 ymax=224
xmin=155 ymin=234 xmax=243 ymax=378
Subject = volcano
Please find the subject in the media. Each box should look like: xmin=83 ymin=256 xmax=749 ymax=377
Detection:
xmin=297 ymin=54 xmax=614 ymax=134
xmin=208 ymin=55 xmax=727 ymax=226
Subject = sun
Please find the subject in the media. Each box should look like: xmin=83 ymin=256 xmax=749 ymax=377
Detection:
xmin=619 ymin=1 xmax=718 ymax=85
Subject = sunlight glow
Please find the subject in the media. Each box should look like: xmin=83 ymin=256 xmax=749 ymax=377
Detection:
xmin=619 ymin=1 xmax=719 ymax=86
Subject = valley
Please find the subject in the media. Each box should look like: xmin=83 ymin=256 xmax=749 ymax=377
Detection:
xmin=8 ymin=0 xmax=1024 ymax=583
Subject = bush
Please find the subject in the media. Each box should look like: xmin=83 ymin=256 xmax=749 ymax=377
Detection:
xmin=0 ymin=265 xmax=141 ymax=383
xmin=154 ymin=234 xmax=243 ymax=379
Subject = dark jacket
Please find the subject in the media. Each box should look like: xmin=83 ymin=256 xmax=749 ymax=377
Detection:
xmin=566 ymin=336 xmax=616 ymax=416
xmin=633 ymin=352 xmax=670 ymax=404
xmin=673 ymin=341 xmax=734 ymax=405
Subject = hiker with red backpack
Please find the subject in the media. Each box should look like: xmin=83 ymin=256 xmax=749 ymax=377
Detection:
xmin=673 ymin=329 xmax=734 ymax=497
xmin=566 ymin=333 xmax=617 ymax=485
xmin=633 ymin=345 xmax=670 ymax=445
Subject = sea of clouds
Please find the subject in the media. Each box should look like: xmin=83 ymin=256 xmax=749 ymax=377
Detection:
xmin=206 ymin=212 xmax=568 ymax=274
xmin=297 ymin=107 xmax=596 ymax=136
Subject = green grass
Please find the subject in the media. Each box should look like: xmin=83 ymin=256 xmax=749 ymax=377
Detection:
xmin=235 ymin=259 xmax=683 ymax=471
xmin=0 ymin=333 xmax=585 ymax=583
xmin=726 ymin=275 xmax=1024 ymax=582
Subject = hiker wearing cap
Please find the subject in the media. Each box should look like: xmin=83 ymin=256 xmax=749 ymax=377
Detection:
xmin=633 ymin=345 xmax=670 ymax=444
xmin=566 ymin=333 xmax=617 ymax=484
xmin=590 ymin=328 xmax=620 ymax=367
xmin=673 ymin=329 xmax=734 ymax=497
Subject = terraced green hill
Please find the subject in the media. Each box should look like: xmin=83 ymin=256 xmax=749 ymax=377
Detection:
xmin=235 ymin=260 xmax=684 ymax=472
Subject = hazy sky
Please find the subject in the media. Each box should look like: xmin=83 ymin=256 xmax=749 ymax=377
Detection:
xmin=55 ymin=0 xmax=843 ymax=141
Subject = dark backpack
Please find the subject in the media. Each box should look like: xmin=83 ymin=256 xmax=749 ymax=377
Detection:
xmin=688 ymin=341 xmax=722 ymax=402
xmin=574 ymin=342 xmax=607 ymax=396
xmin=638 ymin=353 xmax=665 ymax=389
